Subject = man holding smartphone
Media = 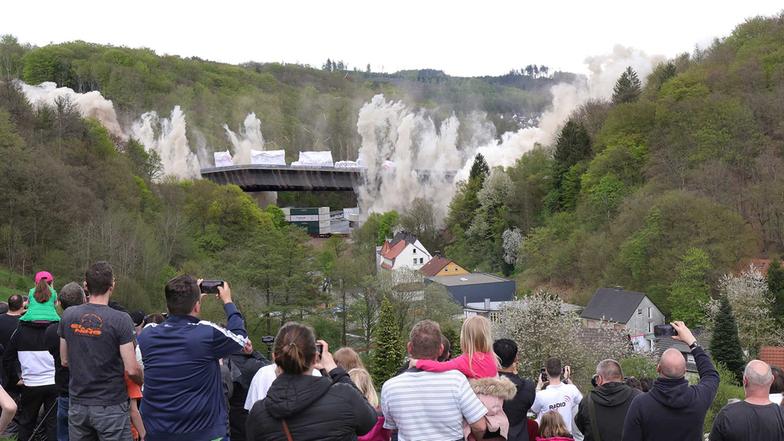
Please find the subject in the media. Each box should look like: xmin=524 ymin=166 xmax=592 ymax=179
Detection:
xmin=139 ymin=275 xmax=252 ymax=441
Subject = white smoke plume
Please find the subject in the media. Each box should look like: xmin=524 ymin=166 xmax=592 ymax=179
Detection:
xmin=223 ymin=112 xmax=265 ymax=164
xmin=358 ymin=45 xmax=663 ymax=221
xmin=356 ymin=95 xmax=464 ymax=222
xmin=130 ymin=106 xmax=201 ymax=179
xmin=462 ymin=45 xmax=663 ymax=177
xmin=18 ymin=81 xmax=126 ymax=140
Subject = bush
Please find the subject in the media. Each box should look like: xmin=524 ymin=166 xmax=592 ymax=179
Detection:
xmin=620 ymin=354 xmax=658 ymax=381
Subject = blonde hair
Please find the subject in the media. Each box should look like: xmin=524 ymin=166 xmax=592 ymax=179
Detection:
xmin=539 ymin=411 xmax=571 ymax=438
xmin=460 ymin=315 xmax=494 ymax=373
xmin=334 ymin=347 xmax=365 ymax=372
xmin=348 ymin=368 xmax=379 ymax=408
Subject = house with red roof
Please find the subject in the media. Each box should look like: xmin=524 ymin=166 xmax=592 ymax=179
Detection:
xmin=377 ymin=231 xmax=432 ymax=271
xmin=420 ymin=255 xmax=469 ymax=277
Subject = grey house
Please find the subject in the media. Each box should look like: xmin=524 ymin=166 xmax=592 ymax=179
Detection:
xmin=580 ymin=288 xmax=665 ymax=351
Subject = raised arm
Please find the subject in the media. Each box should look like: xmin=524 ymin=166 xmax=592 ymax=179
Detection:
xmin=671 ymin=321 xmax=719 ymax=405
xmin=416 ymin=353 xmax=471 ymax=376
xmin=209 ymin=283 xmax=249 ymax=358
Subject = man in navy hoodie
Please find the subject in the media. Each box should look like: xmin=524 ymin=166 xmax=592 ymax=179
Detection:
xmin=139 ymin=276 xmax=252 ymax=441
xmin=622 ymin=321 xmax=719 ymax=441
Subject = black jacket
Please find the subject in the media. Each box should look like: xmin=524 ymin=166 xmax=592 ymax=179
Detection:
xmin=3 ymin=320 xmax=57 ymax=388
xmin=246 ymin=367 xmax=377 ymax=441
xmin=576 ymin=382 xmax=640 ymax=441
xmin=622 ymin=346 xmax=719 ymax=441
xmin=499 ymin=372 xmax=536 ymax=441
xmin=45 ymin=322 xmax=68 ymax=396
xmin=228 ymin=351 xmax=269 ymax=441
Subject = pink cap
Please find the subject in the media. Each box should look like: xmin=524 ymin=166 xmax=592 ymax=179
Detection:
xmin=34 ymin=271 xmax=53 ymax=284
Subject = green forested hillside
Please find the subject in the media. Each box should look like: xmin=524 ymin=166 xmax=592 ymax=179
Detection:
xmin=445 ymin=14 xmax=784 ymax=313
xmin=0 ymin=36 xmax=558 ymax=161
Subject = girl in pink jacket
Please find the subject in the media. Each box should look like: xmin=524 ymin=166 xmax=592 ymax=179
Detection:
xmin=413 ymin=315 xmax=498 ymax=378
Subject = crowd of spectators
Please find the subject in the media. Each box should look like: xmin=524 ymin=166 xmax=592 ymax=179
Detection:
xmin=0 ymin=261 xmax=781 ymax=440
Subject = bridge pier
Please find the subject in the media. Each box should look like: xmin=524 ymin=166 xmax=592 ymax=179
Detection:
xmin=250 ymin=191 xmax=278 ymax=208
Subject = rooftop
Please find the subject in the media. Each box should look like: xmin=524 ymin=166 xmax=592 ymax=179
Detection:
xmin=581 ymin=287 xmax=647 ymax=323
xmin=427 ymin=272 xmax=510 ymax=287
xmin=420 ymin=256 xmax=453 ymax=277
xmin=760 ymin=346 xmax=784 ymax=369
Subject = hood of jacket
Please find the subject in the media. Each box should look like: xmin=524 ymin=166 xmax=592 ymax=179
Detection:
xmin=590 ymin=382 xmax=638 ymax=407
xmin=648 ymin=377 xmax=693 ymax=409
xmin=470 ymin=375 xmax=517 ymax=400
xmin=264 ymin=372 xmax=333 ymax=419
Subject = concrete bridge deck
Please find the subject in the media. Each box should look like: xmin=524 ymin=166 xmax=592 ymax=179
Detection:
xmin=200 ymin=165 xmax=363 ymax=191
xmin=200 ymin=165 xmax=458 ymax=192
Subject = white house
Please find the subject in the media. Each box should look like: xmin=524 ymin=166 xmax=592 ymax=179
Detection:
xmin=377 ymin=231 xmax=432 ymax=271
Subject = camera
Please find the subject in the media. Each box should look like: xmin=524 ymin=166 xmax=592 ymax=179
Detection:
xmin=199 ymin=280 xmax=224 ymax=294
xmin=540 ymin=368 xmax=547 ymax=382
xmin=653 ymin=324 xmax=678 ymax=337
xmin=316 ymin=343 xmax=324 ymax=355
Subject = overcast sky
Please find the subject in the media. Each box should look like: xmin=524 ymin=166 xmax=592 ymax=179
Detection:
xmin=2 ymin=1 xmax=782 ymax=77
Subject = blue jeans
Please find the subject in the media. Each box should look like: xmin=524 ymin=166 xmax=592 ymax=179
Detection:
xmin=57 ymin=396 xmax=69 ymax=441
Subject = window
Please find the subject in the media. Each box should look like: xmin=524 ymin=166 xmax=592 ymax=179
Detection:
xmin=649 ymin=322 xmax=654 ymax=333
xmin=648 ymin=307 xmax=652 ymax=319
xmin=421 ymin=258 xmax=424 ymax=264
xmin=413 ymin=249 xmax=417 ymax=254
xmin=637 ymin=308 xmax=642 ymax=315
xmin=413 ymin=258 xmax=417 ymax=265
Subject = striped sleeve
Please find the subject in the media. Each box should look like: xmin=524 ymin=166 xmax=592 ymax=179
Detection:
xmin=380 ymin=386 xmax=398 ymax=430
xmin=456 ymin=375 xmax=487 ymax=424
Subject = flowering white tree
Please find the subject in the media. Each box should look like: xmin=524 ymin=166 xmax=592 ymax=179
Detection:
xmin=502 ymin=228 xmax=523 ymax=265
xmin=704 ymin=265 xmax=783 ymax=356
xmin=494 ymin=290 xmax=632 ymax=387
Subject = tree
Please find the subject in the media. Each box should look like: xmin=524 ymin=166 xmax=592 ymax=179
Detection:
xmin=768 ymin=259 xmax=784 ymax=322
xmin=399 ymin=198 xmax=442 ymax=253
xmin=667 ymin=248 xmax=712 ymax=326
xmin=709 ymin=295 xmax=745 ymax=382
xmin=447 ymin=153 xmax=490 ymax=233
xmin=495 ymin=290 xmax=631 ymax=387
xmin=612 ymin=66 xmax=642 ymax=104
xmin=370 ymin=296 xmax=404 ymax=386
xmin=706 ymin=265 xmax=783 ymax=357
xmin=547 ymin=119 xmax=592 ymax=212
xmin=470 ymin=153 xmax=490 ymax=183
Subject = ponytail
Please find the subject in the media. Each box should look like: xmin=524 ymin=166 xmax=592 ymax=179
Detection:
xmin=34 ymin=279 xmax=52 ymax=304
xmin=273 ymin=322 xmax=317 ymax=375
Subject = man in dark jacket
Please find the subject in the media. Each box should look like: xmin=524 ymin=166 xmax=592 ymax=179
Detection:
xmin=576 ymin=359 xmax=640 ymax=441
xmin=139 ymin=276 xmax=252 ymax=441
xmin=494 ymin=338 xmax=536 ymax=441
xmin=622 ymin=321 xmax=719 ymax=441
